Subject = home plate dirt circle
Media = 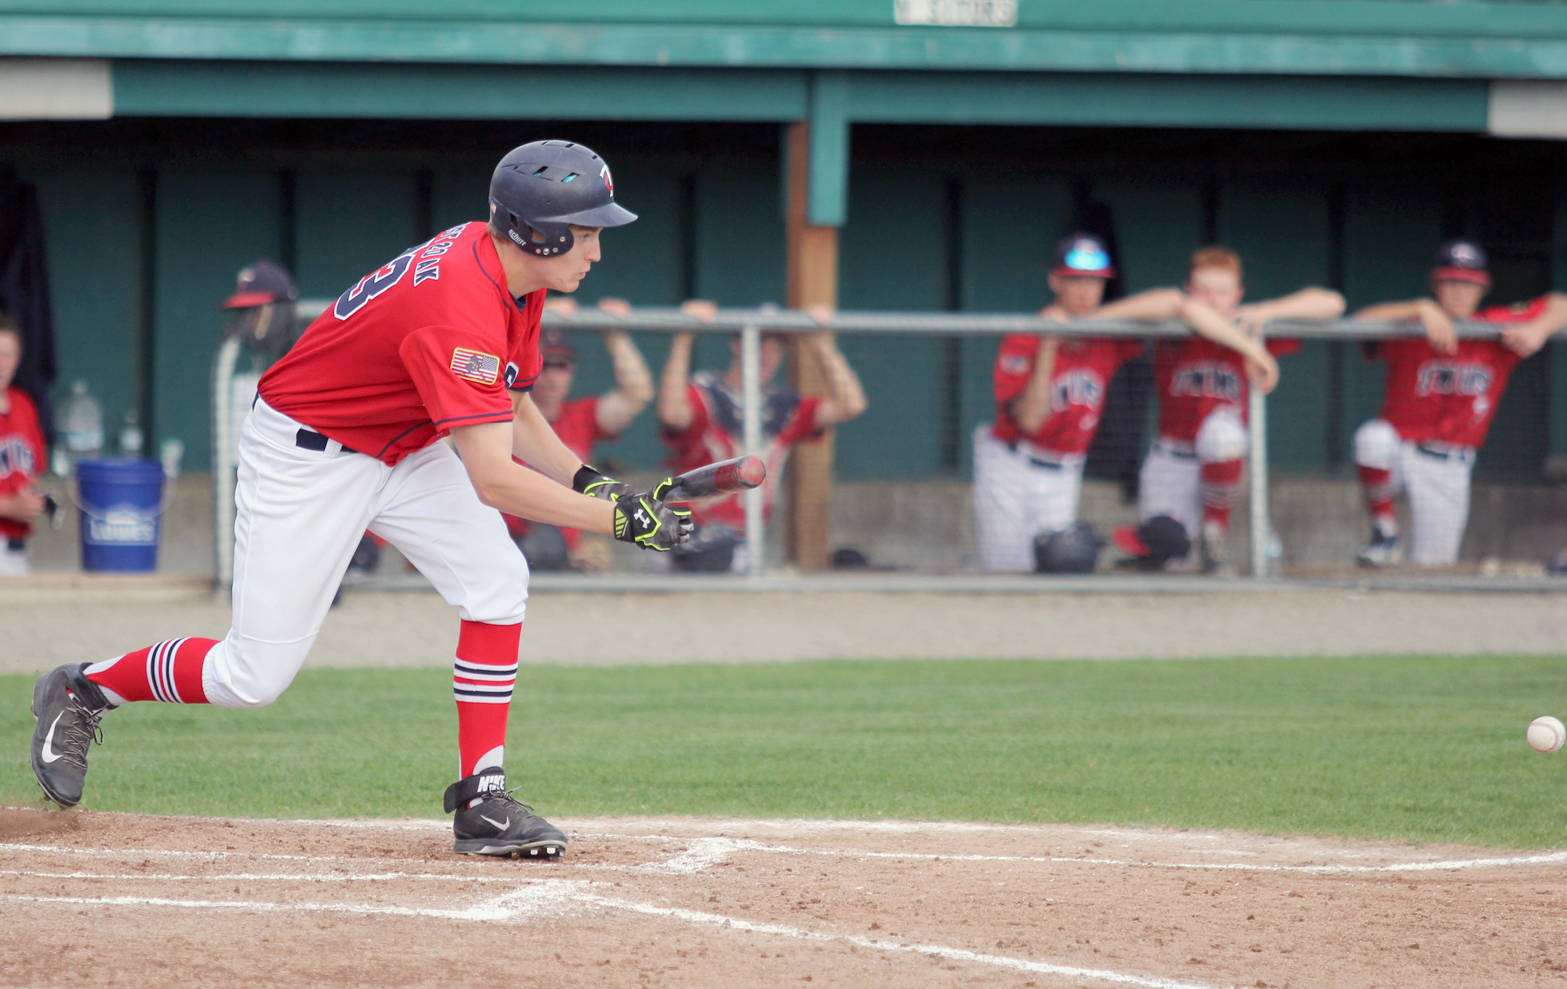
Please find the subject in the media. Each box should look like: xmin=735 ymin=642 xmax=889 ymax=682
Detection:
xmin=2 ymin=807 xmax=1564 ymax=987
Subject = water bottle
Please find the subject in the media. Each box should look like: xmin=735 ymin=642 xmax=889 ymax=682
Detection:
xmin=119 ymin=410 xmax=145 ymax=457
xmin=58 ymin=379 xmax=104 ymax=473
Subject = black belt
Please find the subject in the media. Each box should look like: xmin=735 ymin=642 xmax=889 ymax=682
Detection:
xmin=6 ymin=537 xmax=25 ymax=551
xmin=1153 ymin=440 xmax=1198 ymax=461
xmin=1006 ymin=441 xmax=1068 ymax=471
xmin=295 ymin=429 xmax=358 ymax=455
xmin=1416 ymin=443 xmax=1473 ymax=463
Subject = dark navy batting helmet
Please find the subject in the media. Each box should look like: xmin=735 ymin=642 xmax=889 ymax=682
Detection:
xmin=488 ymin=140 xmax=637 ymax=258
xmin=1033 ymin=521 xmax=1104 ymax=574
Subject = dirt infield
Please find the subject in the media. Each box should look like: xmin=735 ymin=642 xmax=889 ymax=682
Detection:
xmin=3 ymin=807 xmax=1565 ymax=988
xmin=5 ymin=583 xmax=1566 ymax=986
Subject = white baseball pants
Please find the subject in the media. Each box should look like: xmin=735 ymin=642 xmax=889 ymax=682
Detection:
xmin=202 ymin=398 xmax=527 ymax=707
xmin=1353 ymin=419 xmax=1473 ymax=566
xmin=972 ymin=425 xmax=1085 ymax=573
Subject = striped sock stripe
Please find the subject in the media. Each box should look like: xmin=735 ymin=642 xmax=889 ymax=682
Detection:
xmin=454 ymin=659 xmax=516 ymax=705
xmin=146 ymin=638 xmax=188 ymax=703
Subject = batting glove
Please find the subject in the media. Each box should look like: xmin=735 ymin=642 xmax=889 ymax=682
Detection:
xmin=573 ymin=464 xmax=636 ymax=501
xmin=613 ymin=488 xmax=694 ymax=552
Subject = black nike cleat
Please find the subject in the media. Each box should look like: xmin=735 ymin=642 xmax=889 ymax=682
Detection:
xmin=444 ymin=768 xmax=566 ymax=859
xmin=30 ymin=663 xmax=111 ymax=808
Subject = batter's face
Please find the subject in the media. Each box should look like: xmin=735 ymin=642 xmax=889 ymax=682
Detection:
xmin=1432 ymin=278 xmax=1486 ymax=319
xmin=538 ymin=226 xmax=603 ymax=294
xmin=1185 ymin=267 xmax=1244 ymax=314
xmin=0 ymin=330 xmax=19 ymax=392
xmin=1048 ymin=274 xmax=1108 ymax=316
xmin=496 ymin=225 xmax=605 ymax=296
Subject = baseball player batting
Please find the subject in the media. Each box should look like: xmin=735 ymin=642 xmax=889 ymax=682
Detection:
xmin=28 ymin=139 xmax=693 ymax=859
xmin=1350 ymin=239 xmax=1567 ymax=567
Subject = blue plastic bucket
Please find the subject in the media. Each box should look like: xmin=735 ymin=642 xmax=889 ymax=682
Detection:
xmin=76 ymin=459 xmax=166 ymax=572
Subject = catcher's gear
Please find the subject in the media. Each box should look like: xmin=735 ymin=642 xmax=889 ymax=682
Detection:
xmin=517 ymin=523 xmax=570 ymax=572
xmin=1033 ymin=521 xmax=1103 ymax=574
xmin=572 ymin=463 xmax=635 ymax=501
xmin=488 ymin=140 xmax=637 ymax=258
xmin=613 ymin=485 xmax=693 ymax=552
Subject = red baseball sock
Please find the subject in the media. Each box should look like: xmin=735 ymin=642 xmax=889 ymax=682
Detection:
xmin=1199 ymin=458 xmax=1244 ymax=527
xmin=83 ymin=637 xmax=218 ymax=705
xmin=1357 ymin=465 xmax=1396 ymax=520
xmin=453 ymin=620 xmax=521 ymax=780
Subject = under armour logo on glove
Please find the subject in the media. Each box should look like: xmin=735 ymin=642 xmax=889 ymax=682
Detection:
xmin=613 ymin=489 xmax=693 ymax=552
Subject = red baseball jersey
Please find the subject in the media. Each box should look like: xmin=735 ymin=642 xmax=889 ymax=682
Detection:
xmin=989 ymin=335 xmax=1143 ymax=454
xmin=0 ymin=387 xmax=46 ymax=541
xmin=1370 ymin=297 xmax=1545 ymax=448
xmin=661 ymin=371 xmax=822 ymax=529
xmin=260 ymin=222 xmax=545 ymax=465
xmin=1153 ymin=335 xmax=1301 ymax=441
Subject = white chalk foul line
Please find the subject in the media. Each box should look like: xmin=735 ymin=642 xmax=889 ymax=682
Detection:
xmin=0 ymin=883 xmax=1227 ymax=989
xmin=0 ymin=880 xmax=595 ymax=923
xmin=577 ymin=891 xmax=1225 ymax=989
xmin=582 ymin=834 xmax=1567 ymax=875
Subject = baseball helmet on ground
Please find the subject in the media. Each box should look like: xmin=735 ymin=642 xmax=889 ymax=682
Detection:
xmin=1033 ymin=521 xmax=1104 ymax=574
xmin=488 ymin=140 xmax=637 ymax=258
xmin=1112 ymin=515 xmax=1191 ymax=571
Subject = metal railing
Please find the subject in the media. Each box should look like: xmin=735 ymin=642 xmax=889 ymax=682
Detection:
xmin=212 ymin=302 xmax=1554 ymax=586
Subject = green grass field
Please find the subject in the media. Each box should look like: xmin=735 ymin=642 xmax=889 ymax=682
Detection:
xmin=3 ymin=654 xmax=1564 ymax=848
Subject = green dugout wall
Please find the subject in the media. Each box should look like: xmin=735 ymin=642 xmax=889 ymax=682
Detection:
xmin=4 ymin=0 xmax=1567 ymax=476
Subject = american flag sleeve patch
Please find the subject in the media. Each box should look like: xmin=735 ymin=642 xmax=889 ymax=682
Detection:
xmin=450 ymin=347 xmax=502 ymax=385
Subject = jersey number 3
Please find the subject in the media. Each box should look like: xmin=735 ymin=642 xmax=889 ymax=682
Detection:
xmin=332 ymin=248 xmax=416 ymax=320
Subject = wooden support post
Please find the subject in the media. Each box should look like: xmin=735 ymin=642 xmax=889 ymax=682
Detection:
xmin=784 ymin=121 xmax=839 ymax=571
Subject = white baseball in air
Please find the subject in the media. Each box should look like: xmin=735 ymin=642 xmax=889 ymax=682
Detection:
xmin=1526 ymin=716 xmax=1566 ymax=754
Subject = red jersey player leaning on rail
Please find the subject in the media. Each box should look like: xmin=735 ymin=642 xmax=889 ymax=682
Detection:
xmin=28 ymin=140 xmax=693 ymax=859
xmin=1127 ymin=247 xmax=1344 ymax=574
xmin=1350 ymin=239 xmax=1567 ymax=568
xmin=972 ymin=233 xmax=1282 ymax=574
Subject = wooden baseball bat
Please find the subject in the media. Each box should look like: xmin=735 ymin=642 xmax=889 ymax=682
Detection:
xmin=662 ymin=455 xmax=766 ymax=501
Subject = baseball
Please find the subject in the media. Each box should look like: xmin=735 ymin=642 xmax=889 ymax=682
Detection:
xmin=1526 ymin=716 xmax=1565 ymax=754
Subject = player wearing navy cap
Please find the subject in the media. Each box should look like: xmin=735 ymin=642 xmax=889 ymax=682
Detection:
xmin=1351 ymin=238 xmax=1567 ymax=566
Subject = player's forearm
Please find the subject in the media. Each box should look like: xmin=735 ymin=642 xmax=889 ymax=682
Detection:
xmin=656 ymin=333 xmax=696 ymax=428
xmin=1351 ymin=299 xmax=1426 ymax=323
xmin=1084 ymin=287 xmax=1183 ymax=323
xmin=1254 ymin=287 xmax=1346 ymax=322
xmin=511 ymin=395 xmax=582 ymax=485
xmin=455 ymin=421 xmax=611 ymax=533
xmin=810 ymin=335 xmax=868 ymax=426
xmin=485 ymin=465 xmax=616 ymax=533
xmin=1179 ymin=297 xmax=1268 ymax=362
xmin=604 ymin=329 xmax=654 ymax=405
xmin=1010 ymin=339 xmax=1059 ymax=434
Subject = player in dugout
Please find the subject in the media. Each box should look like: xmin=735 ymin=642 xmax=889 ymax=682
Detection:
xmin=655 ymin=300 xmax=867 ymax=573
xmin=1350 ymin=238 xmax=1567 ymax=568
xmin=27 ymin=140 xmax=692 ymax=860
xmin=0 ymin=311 xmax=50 ymax=576
xmin=973 ymin=232 xmax=1280 ymax=574
xmin=1116 ymin=246 xmax=1344 ymax=574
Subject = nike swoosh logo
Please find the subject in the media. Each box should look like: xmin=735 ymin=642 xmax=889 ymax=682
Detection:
xmin=40 ymin=712 xmax=65 ymax=764
xmin=479 ymin=814 xmax=510 ymax=831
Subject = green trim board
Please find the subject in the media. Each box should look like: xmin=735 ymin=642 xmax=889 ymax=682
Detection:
xmin=112 ymin=61 xmax=809 ymax=121
xmin=8 ymin=6 xmax=1567 ymax=79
